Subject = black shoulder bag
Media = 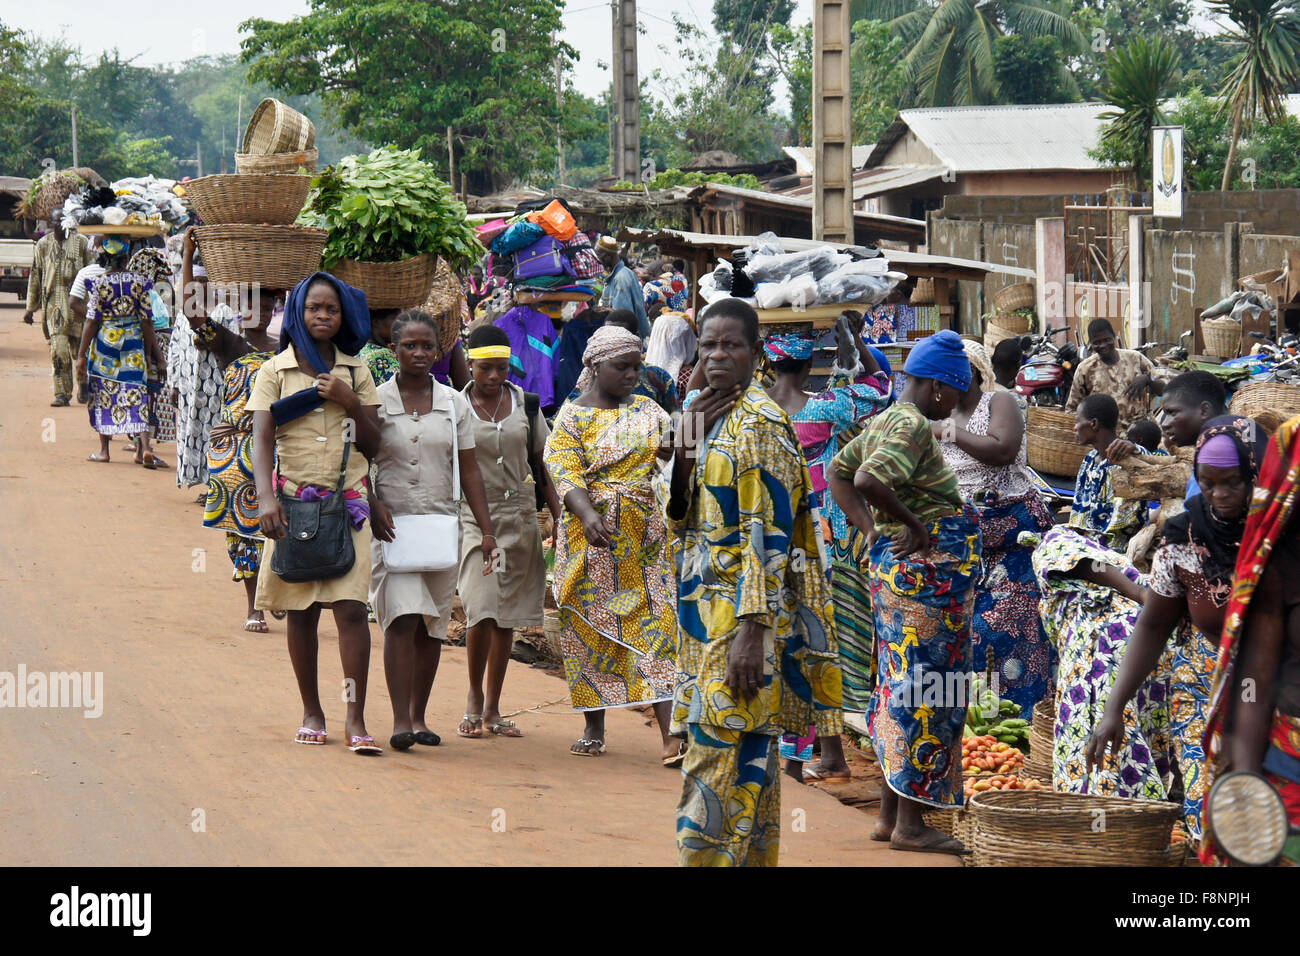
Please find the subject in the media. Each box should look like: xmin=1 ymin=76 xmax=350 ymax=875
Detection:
xmin=524 ymin=390 xmax=550 ymax=511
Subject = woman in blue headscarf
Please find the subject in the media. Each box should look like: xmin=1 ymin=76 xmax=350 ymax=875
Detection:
xmin=828 ymin=329 xmax=983 ymax=855
xmin=246 ymin=272 xmax=387 ymax=754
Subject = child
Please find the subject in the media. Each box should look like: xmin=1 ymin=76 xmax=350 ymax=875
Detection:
xmin=1126 ymin=418 xmax=1163 ymax=454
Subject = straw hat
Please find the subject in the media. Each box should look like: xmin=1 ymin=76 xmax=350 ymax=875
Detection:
xmin=595 ymin=235 xmax=620 ymax=255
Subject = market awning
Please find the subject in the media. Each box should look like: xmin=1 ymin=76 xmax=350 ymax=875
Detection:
xmin=0 ymin=176 xmax=31 ymax=201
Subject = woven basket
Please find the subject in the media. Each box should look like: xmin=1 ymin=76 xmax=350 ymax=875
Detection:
xmin=909 ymin=277 xmax=935 ymax=305
xmin=235 ymin=149 xmax=319 ymax=175
xmin=968 ymin=789 xmax=1178 ymax=866
xmin=1020 ymin=699 xmax=1055 ymax=785
xmin=992 ymin=282 xmax=1036 ymax=313
xmin=193 ymin=225 xmax=327 ymax=290
xmin=331 ymin=253 xmax=439 ymax=311
xmin=1230 ymin=382 xmax=1300 ymax=433
xmin=22 ymin=170 xmax=89 ymax=219
xmin=1026 ymin=405 xmax=1076 ymax=432
xmin=923 ymin=806 xmax=973 ymax=848
xmin=1027 ymin=430 xmax=1087 ymax=478
xmin=1201 ymin=317 xmax=1241 ymax=359
xmin=241 ymin=98 xmax=316 ymax=155
xmin=183 ymin=174 xmax=312 ymax=226
xmin=421 ymin=258 xmax=467 ymax=356
xmin=985 ymin=314 xmax=1032 ymax=351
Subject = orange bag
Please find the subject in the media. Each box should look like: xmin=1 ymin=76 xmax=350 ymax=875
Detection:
xmin=527 ymin=199 xmax=578 ymax=241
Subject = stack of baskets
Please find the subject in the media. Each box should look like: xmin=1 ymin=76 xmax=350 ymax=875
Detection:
xmin=188 ymin=171 xmax=323 ymax=289
xmin=1201 ymin=316 xmax=1241 ymax=359
xmin=1019 ymin=698 xmax=1055 ymax=786
xmin=1026 ymin=405 xmax=1087 ymax=477
xmin=1230 ymin=381 xmax=1300 ymax=433
xmin=967 ymin=789 xmax=1179 ymax=866
xmin=984 ymin=310 xmax=1034 ymax=350
xmin=235 ymin=98 xmax=318 ymax=174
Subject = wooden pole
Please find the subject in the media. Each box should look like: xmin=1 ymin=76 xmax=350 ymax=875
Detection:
xmin=812 ymin=0 xmax=853 ymax=243
xmin=71 ymin=104 xmax=79 ymax=168
xmin=447 ymin=126 xmax=456 ymax=186
xmin=611 ymin=0 xmax=640 ymax=181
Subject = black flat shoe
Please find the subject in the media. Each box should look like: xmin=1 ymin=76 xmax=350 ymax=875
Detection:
xmin=390 ymin=732 xmax=416 ymax=751
xmin=413 ymin=731 xmax=441 ymax=747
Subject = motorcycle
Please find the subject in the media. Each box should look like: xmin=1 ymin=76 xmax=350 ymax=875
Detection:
xmin=1204 ymin=770 xmax=1300 ymax=866
xmin=1015 ymin=326 xmax=1082 ymax=406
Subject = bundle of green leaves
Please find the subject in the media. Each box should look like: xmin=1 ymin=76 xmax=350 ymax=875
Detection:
xmin=298 ymin=145 xmax=482 ymax=270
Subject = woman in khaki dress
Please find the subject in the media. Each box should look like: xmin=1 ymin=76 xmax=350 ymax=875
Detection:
xmin=249 ymin=273 xmax=384 ymax=755
xmin=368 ymin=311 xmax=495 ymax=751
xmin=457 ymin=325 xmax=562 ymax=739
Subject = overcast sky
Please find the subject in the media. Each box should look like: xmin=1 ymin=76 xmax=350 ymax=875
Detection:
xmin=4 ymin=0 xmax=819 ymax=105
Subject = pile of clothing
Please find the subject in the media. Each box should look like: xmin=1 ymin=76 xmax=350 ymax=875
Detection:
xmin=482 ymin=198 xmax=601 ymax=305
xmin=698 ymin=231 xmax=904 ymax=310
xmin=60 ymin=176 xmax=189 ymax=232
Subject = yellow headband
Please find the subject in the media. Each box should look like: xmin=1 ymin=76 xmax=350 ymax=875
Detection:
xmin=467 ymin=345 xmax=511 ymax=360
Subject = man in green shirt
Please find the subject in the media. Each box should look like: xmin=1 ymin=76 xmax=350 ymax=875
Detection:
xmin=24 ymin=216 xmax=93 ymax=406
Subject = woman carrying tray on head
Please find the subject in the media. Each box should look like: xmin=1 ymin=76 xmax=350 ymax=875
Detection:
xmin=248 ymin=272 xmax=385 ymax=754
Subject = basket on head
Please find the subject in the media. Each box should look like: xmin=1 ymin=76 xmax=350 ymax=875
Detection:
xmin=1201 ymin=316 xmax=1241 ymax=359
xmin=241 ymin=98 xmax=316 ymax=155
xmin=909 ymin=277 xmax=935 ymax=305
xmin=193 ymin=224 xmax=327 ymax=290
xmin=183 ymin=174 xmax=312 ymax=226
xmin=992 ymin=282 xmax=1036 ymax=313
xmin=418 ymin=257 xmax=467 ymax=356
xmin=331 ymin=253 xmax=439 ymax=311
xmin=235 ymin=149 xmax=319 ymax=176
xmin=1229 ymin=381 xmax=1300 ymax=433
xmin=968 ymin=789 xmax=1178 ymax=866
xmin=985 ymin=312 xmax=1033 ymax=351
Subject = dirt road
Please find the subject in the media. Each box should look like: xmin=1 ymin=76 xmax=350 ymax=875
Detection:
xmin=0 ymin=297 xmax=951 ymax=866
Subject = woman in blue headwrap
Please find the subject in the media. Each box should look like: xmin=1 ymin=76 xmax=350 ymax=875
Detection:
xmin=828 ymin=329 xmax=983 ymax=855
xmin=247 ymin=272 xmax=386 ymax=754
xmin=762 ymin=313 xmax=892 ymax=784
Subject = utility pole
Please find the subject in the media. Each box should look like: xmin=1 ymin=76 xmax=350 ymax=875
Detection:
xmin=812 ymin=0 xmax=853 ymax=243
xmin=197 ymin=140 xmax=203 ymax=178
xmin=555 ymin=33 xmax=566 ymax=185
xmin=236 ymin=93 xmax=244 ymax=150
xmin=71 ymin=104 xmax=79 ymax=167
xmin=447 ymin=127 xmax=456 ymax=189
xmin=610 ymin=0 xmax=640 ymax=182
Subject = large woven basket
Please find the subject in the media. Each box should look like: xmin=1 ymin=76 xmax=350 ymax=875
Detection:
xmin=1027 ymin=430 xmax=1087 ymax=478
xmin=985 ymin=313 xmax=1032 ymax=351
xmin=909 ymin=277 xmax=935 ymax=305
xmin=421 ymin=257 xmax=467 ymax=356
xmin=183 ymin=174 xmax=312 ymax=226
xmin=235 ymin=149 xmax=319 ymax=175
xmin=241 ymin=98 xmax=316 ymax=155
xmin=1201 ymin=317 xmax=1241 ymax=359
xmin=21 ymin=168 xmax=103 ymax=219
xmin=1026 ymin=404 xmax=1076 ymax=433
xmin=1020 ymin=698 xmax=1055 ymax=785
xmin=331 ymin=253 xmax=439 ymax=311
xmin=193 ymin=225 xmax=327 ymax=290
xmin=968 ymin=789 xmax=1178 ymax=866
xmin=992 ymin=282 xmax=1036 ymax=313
xmin=1230 ymin=382 xmax=1300 ymax=433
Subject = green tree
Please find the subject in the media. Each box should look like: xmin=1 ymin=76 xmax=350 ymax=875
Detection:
xmin=851 ymin=20 xmax=910 ymax=141
xmin=770 ymin=22 xmax=812 ymax=144
xmin=851 ymin=0 xmax=1085 ymax=106
xmin=1167 ymin=87 xmax=1231 ymax=190
xmin=1240 ymin=113 xmax=1300 ymax=187
xmin=993 ymin=34 xmax=1077 ymax=103
xmin=1208 ymin=0 xmax=1300 ymax=190
xmin=713 ymin=0 xmax=796 ymax=47
xmin=240 ymin=0 xmax=577 ymax=191
xmin=1093 ymin=36 xmax=1180 ymax=188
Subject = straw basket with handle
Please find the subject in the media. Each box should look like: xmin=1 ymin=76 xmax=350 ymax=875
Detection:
xmin=235 ymin=149 xmax=319 ymax=176
xmin=1200 ymin=317 xmax=1241 ymax=359
xmin=241 ymin=98 xmax=317 ymax=155
xmin=968 ymin=789 xmax=1178 ymax=866
xmin=992 ymin=282 xmax=1036 ymax=313
xmin=193 ymin=225 xmax=328 ymax=290
xmin=1229 ymin=381 xmax=1300 ymax=433
xmin=331 ymin=253 xmax=439 ymax=311
xmin=183 ymin=174 xmax=312 ymax=226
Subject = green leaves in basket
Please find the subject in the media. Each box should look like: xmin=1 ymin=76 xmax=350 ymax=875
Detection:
xmin=297 ymin=145 xmax=483 ymax=270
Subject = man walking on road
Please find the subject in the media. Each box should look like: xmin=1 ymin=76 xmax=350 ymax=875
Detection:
xmin=595 ymin=236 xmax=650 ymax=339
xmin=23 ymin=213 xmax=93 ymax=406
xmin=664 ymin=298 xmax=842 ymax=866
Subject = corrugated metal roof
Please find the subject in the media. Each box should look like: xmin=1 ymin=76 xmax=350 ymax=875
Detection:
xmin=778 ymin=165 xmax=949 ymax=201
xmin=866 ymin=103 xmax=1114 ymax=173
xmin=781 ymin=145 xmax=876 ymax=175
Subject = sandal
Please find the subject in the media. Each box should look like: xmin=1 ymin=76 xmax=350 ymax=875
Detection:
xmin=140 ymin=452 xmax=160 ymax=470
xmin=487 ymin=718 xmax=524 ymax=738
xmin=803 ymin=765 xmax=852 ymax=784
xmin=457 ymin=714 xmax=484 ymax=738
xmin=413 ymin=731 xmax=441 ymax=746
xmin=270 ymin=609 xmax=288 ymax=620
xmin=294 ymin=726 xmax=327 ymax=745
xmin=347 ymin=735 xmax=382 ymax=755
xmin=570 ymin=737 xmax=606 ymax=756
xmin=87 ymin=452 xmax=110 ymax=463
xmin=243 ymin=617 xmax=269 ymax=633
xmin=889 ymin=833 xmax=970 ymax=856
xmin=662 ymin=741 xmax=687 ymax=768
xmin=390 ymin=732 xmax=416 ymax=751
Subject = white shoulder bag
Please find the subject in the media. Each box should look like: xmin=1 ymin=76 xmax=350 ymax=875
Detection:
xmin=380 ymin=383 xmax=462 ymax=572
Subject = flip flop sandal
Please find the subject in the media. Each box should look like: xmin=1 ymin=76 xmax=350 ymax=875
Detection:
xmin=270 ymin=610 xmax=288 ymax=620
xmin=294 ymin=726 xmax=327 ymax=745
xmin=140 ymin=453 xmax=159 ymax=470
xmin=662 ymin=741 xmax=687 ymax=768
xmin=390 ymin=732 xmax=416 ymax=751
xmin=487 ymin=718 xmax=524 ymax=738
xmin=457 ymin=714 xmax=485 ymax=738
xmin=570 ymin=738 xmax=606 ymax=756
xmin=413 ymin=731 xmax=441 ymax=746
xmin=243 ymin=618 xmax=270 ymax=633
xmin=348 ymin=735 xmax=383 ymax=755
xmin=87 ymin=453 xmax=110 ymax=463
xmin=803 ymin=766 xmax=852 ymax=784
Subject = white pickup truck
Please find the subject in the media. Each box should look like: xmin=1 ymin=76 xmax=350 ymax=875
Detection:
xmin=0 ymin=238 xmax=35 ymax=298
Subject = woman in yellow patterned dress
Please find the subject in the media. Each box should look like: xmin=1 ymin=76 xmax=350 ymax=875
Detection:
xmin=544 ymin=326 xmax=682 ymax=763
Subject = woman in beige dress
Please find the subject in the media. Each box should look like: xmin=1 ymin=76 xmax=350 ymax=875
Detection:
xmin=249 ymin=273 xmax=383 ymax=754
xmin=457 ymin=325 xmax=562 ymax=739
xmin=368 ymin=311 xmax=495 ymax=751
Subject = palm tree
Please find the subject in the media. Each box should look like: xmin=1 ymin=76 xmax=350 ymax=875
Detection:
xmin=851 ymin=0 xmax=1084 ymax=106
xmin=1208 ymin=0 xmax=1300 ymax=190
xmin=1096 ymin=37 xmax=1179 ymax=189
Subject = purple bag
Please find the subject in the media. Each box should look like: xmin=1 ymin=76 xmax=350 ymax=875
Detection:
xmin=513 ymin=235 xmax=574 ymax=280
